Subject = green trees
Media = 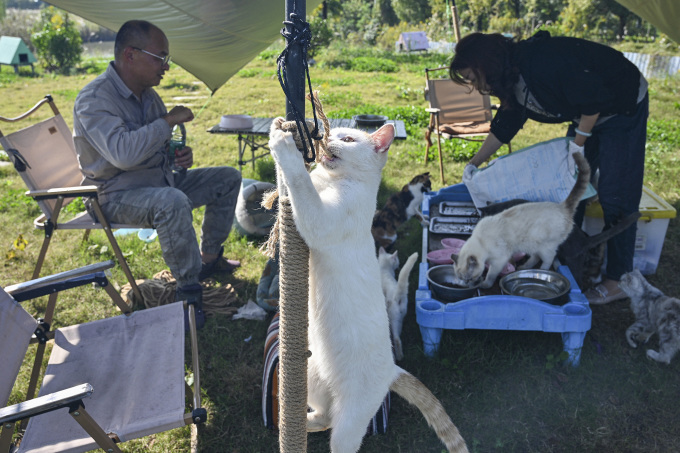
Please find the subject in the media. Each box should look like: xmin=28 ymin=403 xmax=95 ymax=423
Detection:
xmin=31 ymin=6 xmax=82 ymax=74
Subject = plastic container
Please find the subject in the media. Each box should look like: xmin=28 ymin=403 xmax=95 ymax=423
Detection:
xmin=582 ymin=185 xmax=676 ymax=275
xmin=417 ymin=183 xmax=592 ymax=367
xmin=168 ymin=123 xmax=186 ymax=172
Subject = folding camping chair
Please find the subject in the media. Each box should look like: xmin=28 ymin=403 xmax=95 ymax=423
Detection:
xmin=0 ymin=95 xmax=142 ymax=302
xmin=1 ymin=260 xmax=130 ymax=434
xmin=0 ymin=265 xmax=205 ymax=453
xmin=424 ymin=66 xmax=511 ymax=185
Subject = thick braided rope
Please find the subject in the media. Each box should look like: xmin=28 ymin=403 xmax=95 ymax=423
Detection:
xmin=277 ymin=197 xmax=309 ymax=452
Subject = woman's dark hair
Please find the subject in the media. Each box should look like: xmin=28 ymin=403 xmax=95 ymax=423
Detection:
xmin=449 ymin=33 xmax=519 ymax=106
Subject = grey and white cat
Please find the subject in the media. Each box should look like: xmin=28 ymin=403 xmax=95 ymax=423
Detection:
xmin=378 ymin=247 xmax=419 ymax=361
xmin=620 ymin=269 xmax=680 ymax=365
xmin=269 ymin=120 xmax=468 ymax=453
xmin=453 ymin=152 xmax=590 ymax=289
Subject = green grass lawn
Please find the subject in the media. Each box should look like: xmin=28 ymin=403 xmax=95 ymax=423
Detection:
xmin=1 ymin=47 xmax=680 ymax=453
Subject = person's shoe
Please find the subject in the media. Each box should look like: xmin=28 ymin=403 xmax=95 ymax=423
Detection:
xmin=176 ymin=283 xmax=205 ymax=330
xmin=199 ymin=246 xmax=241 ymax=281
xmin=585 ymin=282 xmax=628 ymax=305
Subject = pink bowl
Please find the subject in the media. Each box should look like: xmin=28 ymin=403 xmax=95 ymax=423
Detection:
xmin=440 ymin=238 xmax=466 ymax=253
xmin=426 ymin=248 xmax=457 ymax=265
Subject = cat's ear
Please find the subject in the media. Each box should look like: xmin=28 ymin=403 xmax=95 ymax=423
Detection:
xmin=372 ymin=124 xmax=396 ymax=154
xmin=450 ymin=253 xmax=458 ymax=265
xmin=378 ymin=246 xmax=386 ymax=255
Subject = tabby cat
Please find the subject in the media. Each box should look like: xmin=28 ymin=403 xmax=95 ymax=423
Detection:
xmin=372 ymin=172 xmax=431 ymax=250
xmin=268 ymin=120 xmax=467 ymax=453
xmin=620 ymin=269 xmax=680 ymax=365
xmin=557 ymin=211 xmax=641 ymax=290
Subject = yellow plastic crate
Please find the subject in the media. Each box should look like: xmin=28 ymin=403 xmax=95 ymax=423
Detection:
xmin=583 ymin=186 xmax=676 ymax=274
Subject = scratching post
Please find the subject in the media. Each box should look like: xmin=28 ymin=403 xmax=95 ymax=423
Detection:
xmin=276 ymin=196 xmax=309 ymax=452
xmin=276 ymin=0 xmax=309 ymax=450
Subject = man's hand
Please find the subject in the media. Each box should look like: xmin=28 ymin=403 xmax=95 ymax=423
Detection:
xmin=174 ymin=145 xmax=193 ymax=169
xmin=164 ymin=105 xmax=194 ymax=127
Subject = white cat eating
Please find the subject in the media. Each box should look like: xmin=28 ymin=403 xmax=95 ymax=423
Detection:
xmin=269 ymin=119 xmax=468 ymax=453
xmin=454 ymin=151 xmax=591 ymax=289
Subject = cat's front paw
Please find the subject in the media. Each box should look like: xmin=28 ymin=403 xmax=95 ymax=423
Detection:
xmin=646 ymin=349 xmax=671 ymax=364
xmin=625 ymin=329 xmax=638 ymax=348
xmin=269 ymin=128 xmax=304 ymax=170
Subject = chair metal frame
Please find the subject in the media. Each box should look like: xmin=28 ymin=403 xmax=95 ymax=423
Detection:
xmin=424 ymin=66 xmax=510 ymax=185
xmin=0 ymin=263 xmax=205 ymax=452
xmin=0 ymin=95 xmax=142 ymax=302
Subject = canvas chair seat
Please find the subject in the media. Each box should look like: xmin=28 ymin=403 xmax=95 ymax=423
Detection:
xmin=19 ymin=303 xmax=186 ymax=452
xmin=0 ymin=267 xmax=204 ymax=453
xmin=423 ymin=67 xmax=511 ymax=185
xmin=439 ymin=121 xmax=492 ymax=137
xmin=0 ymin=95 xmax=142 ymax=302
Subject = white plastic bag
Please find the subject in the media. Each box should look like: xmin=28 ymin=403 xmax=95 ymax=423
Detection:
xmin=463 ymin=137 xmax=596 ymax=208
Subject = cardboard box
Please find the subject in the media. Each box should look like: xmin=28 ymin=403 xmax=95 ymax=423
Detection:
xmin=582 ymin=186 xmax=676 ymax=274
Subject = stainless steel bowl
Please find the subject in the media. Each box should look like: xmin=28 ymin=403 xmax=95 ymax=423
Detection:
xmin=500 ymin=269 xmax=571 ymax=304
xmin=427 ymin=264 xmax=479 ymax=302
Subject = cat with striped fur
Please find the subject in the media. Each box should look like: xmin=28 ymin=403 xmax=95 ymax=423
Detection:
xmin=620 ymin=269 xmax=680 ymax=364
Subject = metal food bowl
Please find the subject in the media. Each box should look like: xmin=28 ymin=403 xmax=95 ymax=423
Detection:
xmin=500 ymin=269 xmax=571 ymax=305
xmin=427 ymin=264 xmax=479 ymax=302
xmin=353 ymin=114 xmax=388 ymax=127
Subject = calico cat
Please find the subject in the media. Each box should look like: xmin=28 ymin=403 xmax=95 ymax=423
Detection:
xmin=620 ymin=269 xmax=680 ymax=365
xmin=453 ymin=152 xmax=590 ymax=289
xmin=372 ymin=172 xmax=431 ymax=250
xmin=557 ymin=212 xmax=641 ymax=290
xmin=378 ymin=247 xmax=419 ymax=361
xmin=269 ymin=120 xmax=468 ymax=453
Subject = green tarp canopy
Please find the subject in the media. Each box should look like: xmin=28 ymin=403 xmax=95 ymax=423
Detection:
xmin=45 ymin=0 xmax=323 ymax=93
xmin=615 ymin=0 xmax=680 ymax=44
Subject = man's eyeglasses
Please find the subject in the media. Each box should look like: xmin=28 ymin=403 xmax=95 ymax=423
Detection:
xmin=132 ymin=47 xmax=171 ymax=66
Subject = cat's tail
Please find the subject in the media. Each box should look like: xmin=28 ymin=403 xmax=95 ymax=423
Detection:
xmin=397 ymin=252 xmax=419 ymax=296
xmin=563 ymin=152 xmax=591 ymax=215
xmin=390 ymin=368 xmax=469 ymax=453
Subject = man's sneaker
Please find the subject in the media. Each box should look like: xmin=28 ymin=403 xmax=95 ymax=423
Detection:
xmin=175 ymin=283 xmax=205 ymax=330
xmin=199 ymin=246 xmax=241 ymax=280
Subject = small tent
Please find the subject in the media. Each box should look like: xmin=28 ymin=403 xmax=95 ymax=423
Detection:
xmin=0 ymin=36 xmax=37 ymax=73
xmin=396 ymin=31 xmax=429 ymax=52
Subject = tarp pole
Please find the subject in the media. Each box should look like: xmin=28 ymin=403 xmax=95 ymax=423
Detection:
xmin=278 ymin=0 xmax=309 ymax=452
xmin=451 ymin=0 xmax=462 ymax=42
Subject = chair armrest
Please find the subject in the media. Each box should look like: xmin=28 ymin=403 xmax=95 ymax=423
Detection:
xmin=5 ymin=260 xmax=116 ymax=301
xmin=425 ymin=108 xmax=441 ymax=114
xmin=0 ymin=383 xmax=93 ymax=424
xmin=26 ymin=185 xmax=99 ymax=201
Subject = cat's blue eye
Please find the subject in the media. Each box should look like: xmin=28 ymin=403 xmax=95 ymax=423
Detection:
xmin=342 ymin=136 xmax=355 ymax=142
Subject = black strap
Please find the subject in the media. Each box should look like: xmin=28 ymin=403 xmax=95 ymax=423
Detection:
xmin=7 ymin=148 xmax=30 ymax=172
xmin=276 ymin=13 xmax=322 ymax=163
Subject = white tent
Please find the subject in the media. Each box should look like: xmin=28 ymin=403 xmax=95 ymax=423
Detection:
xmin=46 ymin=0 xmax=323 ymax=93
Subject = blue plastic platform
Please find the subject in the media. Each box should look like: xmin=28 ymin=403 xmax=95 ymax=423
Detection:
xmin=415 ymin=184 xmax=592 ymax=366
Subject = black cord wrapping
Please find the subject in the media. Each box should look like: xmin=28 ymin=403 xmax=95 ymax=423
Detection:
xmin=277 ymin=13 xmax=322 ymax=163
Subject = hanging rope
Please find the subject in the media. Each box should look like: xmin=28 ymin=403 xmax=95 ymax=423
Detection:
xmin=270 ymin=11 xmax=330 ymax=453
xmin=276 ymin=12 xmax=323 ymax=163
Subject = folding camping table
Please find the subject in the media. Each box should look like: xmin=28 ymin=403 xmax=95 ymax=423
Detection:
xmin=208 ymin=117 xmax=408 ymax=172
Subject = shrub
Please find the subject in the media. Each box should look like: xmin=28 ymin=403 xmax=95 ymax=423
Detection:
xmin=350 ymin=56 xmax=398 ymax=72
xmin=31 ymin=7 xmax=82 ymax=74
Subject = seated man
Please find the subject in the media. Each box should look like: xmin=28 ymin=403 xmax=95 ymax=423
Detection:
xmin=73 ymin=19 xmax=241 ymax=326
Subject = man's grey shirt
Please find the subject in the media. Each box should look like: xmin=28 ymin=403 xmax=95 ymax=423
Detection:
xmin=73 ymin=62 xmax=173 ymax=203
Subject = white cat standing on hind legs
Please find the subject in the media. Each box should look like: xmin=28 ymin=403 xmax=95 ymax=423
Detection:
xmin=269 ymin=119 xmax=468 ymax=453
